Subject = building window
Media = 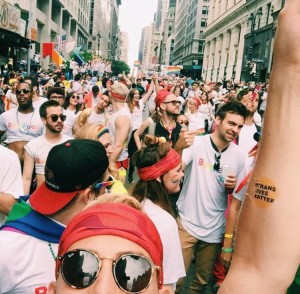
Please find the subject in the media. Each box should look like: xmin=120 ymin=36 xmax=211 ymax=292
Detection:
xmin=202 ymin=6 xmax=209 ymax=15
xmin=201 ymin=18 xmax=207 ymax=27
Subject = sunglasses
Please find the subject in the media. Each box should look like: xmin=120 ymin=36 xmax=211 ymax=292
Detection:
xmin=57 ymin=249 xmax=160 ymax=292
xmin=47 ymin=114 xmax=67 ymax=122
xmin=163 ymin=100 xmax=181 ymax=106
xmin=213 ymin=152 xmax=221 ymax=172
xmin=71 ymin=95 xmax=79 ymax=99
xmin=16 ymin=89 xmax=31 ymax=95
xmin=178 ymin=120 xmax=189 ymax=126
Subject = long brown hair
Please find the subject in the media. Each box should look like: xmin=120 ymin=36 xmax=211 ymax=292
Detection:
xmin=127 ymin=88 xmax=140 ymax=113
xmin=132 ymin=135 xmax=174 ymax=216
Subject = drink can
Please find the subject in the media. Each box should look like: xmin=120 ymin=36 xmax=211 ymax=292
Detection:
xmin=220 ymin=164 xmax=232 ymax=183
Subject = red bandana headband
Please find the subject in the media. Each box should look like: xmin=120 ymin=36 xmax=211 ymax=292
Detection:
xmin=111 ymin=91 xmax=127 ymax=101
xmin=138 ymin=148 xmax=181 ymax=181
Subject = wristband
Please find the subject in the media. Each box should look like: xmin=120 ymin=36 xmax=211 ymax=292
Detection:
xmin=224 ymin=233 xmax=234 ymax=239
xmin=222 ymin=247 xmax=234 ymax=253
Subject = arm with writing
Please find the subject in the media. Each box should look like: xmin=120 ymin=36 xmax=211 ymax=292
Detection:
xmin=220 ymin=1 xmax=300 ymax=293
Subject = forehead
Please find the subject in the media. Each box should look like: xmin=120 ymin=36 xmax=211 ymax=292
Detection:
xmin=100 ymin=94 xmax=109 ymax=101
xmin=50 ymin=92 xmax=64 ymax=97
xmin=177 ymin=115 xmax=187 ymax=121
xmin=223 ymin=112 xmax=245 ymax=125
xmin=46 ymin=106 xmax=63 ymax=115
xmin=68 ymin=235 xmax=153 ymax=261
xmin=17 ymin=82 xmax=31 ymax=89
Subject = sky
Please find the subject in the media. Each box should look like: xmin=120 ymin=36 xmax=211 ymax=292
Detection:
xmin=119 ymin=0 xmax=158 ymax=68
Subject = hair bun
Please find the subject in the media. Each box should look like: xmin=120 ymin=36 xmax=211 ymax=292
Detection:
xmin=158 ymin=137 xmax=167 ymax=145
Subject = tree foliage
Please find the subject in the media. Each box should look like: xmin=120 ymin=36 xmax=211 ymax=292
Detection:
xmin=111 ymin=60 xmax=130 ymax=76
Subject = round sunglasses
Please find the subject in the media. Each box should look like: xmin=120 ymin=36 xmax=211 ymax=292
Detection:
xmin=57 ymin=249 xmax=160 ymax=293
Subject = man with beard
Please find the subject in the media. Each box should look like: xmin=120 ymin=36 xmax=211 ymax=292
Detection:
xmin=0 ymin=82 xmax=44 ymax=165
xmin=175 ymin=101 xmax=250 ymax=294
xmin=73 ymin=92 xmax=110 ymax=136
xmin=22 ymin=100 xmax=71 ymax=194
xmin=47 ymin=87 xmax=76 ymax=137
xmin=153 ymin=90 xmax=183 ymax=147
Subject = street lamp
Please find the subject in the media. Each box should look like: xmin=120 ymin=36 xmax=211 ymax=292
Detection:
xmin=247 ymin=7 xmax=263 ymax=61
xmin=97 ymin=33 xmax=101 ymax=58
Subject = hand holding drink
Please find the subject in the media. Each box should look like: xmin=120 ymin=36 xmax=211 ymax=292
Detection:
xmin=220 ymin=164 xmax=236 ymax=193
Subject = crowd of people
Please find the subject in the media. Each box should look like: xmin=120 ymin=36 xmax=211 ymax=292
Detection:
xmin=0 ymin=2 xmax=299 ymax=292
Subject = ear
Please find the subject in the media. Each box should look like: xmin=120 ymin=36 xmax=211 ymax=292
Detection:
xmin=41 ymin=117 xmax=47 ymax=125
xmin=215 ymin=115 xmax=221 ymax=126
xmin=47 ymin=281 xmax=56 ymax=294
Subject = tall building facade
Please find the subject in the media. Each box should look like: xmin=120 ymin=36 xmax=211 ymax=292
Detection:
xmin=5 ymin=0 xmax=91 ymax=69
xmin=117 ymin=32 xmax=129 ymax=63
xmin=89 ymin=0 xmax=121 ymax=61
xmin=159 ymin=4 xmax=176 ymax=65
xmin=203 ymin=0 xmax=285 ymax=82
xmin=172 ymin=0 xmax=209 ymax=68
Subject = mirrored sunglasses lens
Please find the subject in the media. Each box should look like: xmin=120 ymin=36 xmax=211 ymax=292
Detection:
xmin=114 ymin=255 xmax=152 ymax=292
xmin=62 ymin=250 xmax=99 ymax=289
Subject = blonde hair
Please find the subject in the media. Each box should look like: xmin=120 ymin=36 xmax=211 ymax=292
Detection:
xmin=75 ymin=123 xmax=105 ymax=140
xmin=85 ymin=193 xmax=142 ymax=211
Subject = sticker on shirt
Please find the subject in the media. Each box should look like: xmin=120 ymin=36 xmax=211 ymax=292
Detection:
xmin=251 ymin=177 xmax=278 ymax=208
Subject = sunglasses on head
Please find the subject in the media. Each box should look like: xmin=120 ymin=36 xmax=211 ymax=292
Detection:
xmin=213 ymin=152 xmax=221 ymax=172
xmin=47 ymin=114 xmax=67 ymax=122
xmin=178 ymin=120 xmax=189 ymax=126
xmin=163 ymin=100 xmax=181 ymax=106
xmin=16 ymin=89 xmax=31 ymax=95
xmin=57 ymin=249 xmax=160 ymax=292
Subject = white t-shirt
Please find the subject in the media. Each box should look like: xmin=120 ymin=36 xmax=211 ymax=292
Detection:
xmin=177 ymin=135 xmax=246 ymax=243
xmin=63 ymin=109 xmax=76 ymax=137
xmin=238 ymin=123 xmax=258 ymax=173
xmin=24 ymin=134 xmax=71 ymax=174
xmin=131 ymin=100 xmax=144 ymax=131
xmin=87 ymin=110 xmax=106 ymax=125
xmin=142 ymin=199 xmax=185 ymax=287
xmin=0 ymin=108 xmax=44 ymax=143
xmin=5 ymin=90 xmax=18 ymax=109
xmin=0 ymin=231 xmax=58 ymax=293
xmin=33 ymin=97 xmax=48 ymax=109
xmin=107 ymin=105 xmax=133 ymax=161
xmin=188 ymin=112 xmax=205 ymax=131
xmin=198 ymin=103 xmax=212 ymax=120
xmin=0 ymin=146 xmax=23 ymax=226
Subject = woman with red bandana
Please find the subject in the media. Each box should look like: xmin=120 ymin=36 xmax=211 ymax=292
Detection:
xmin=132 ymin=135 xmax=186 ymax=293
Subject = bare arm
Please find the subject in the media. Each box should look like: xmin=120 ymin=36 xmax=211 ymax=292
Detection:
xmin=110 ymin=115 xmax=131 ymax=163
xmin=22 ymin=151 xmax=34 ymax=195
xmin=0 ymin=193 xmax=16 ymax=215
xmin=133 ymin=117 xmax=152 ymax=150
xmin=220 ymin=197 xmax=241 ymax=270
xmin=141 ymin=80 xmax=154 ymax=104
xmin=220 ymin=2 xmax=300 ymax=293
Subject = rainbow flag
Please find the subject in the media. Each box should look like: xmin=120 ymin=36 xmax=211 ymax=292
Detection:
xmin=167 ymin=66 xmax=182 ymax=76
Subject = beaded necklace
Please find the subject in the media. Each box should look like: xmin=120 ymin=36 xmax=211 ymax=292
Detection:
xmin=48 ymin=242 xmax=56 ymax=261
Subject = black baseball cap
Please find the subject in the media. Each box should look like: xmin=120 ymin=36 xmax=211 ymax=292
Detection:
xmin=30 ymin=139 xmax=109 ymax=215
